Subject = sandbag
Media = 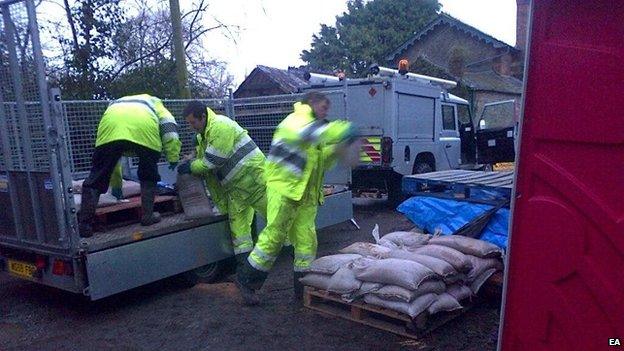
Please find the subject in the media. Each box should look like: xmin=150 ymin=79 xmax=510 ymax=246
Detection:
xmin=339 ymin=242 xmax=392 ymax=259
xmin=345 ymin=282 xmax=384 ymax=301
xmin=446 ymin=284 xmax=473 ymax=301
xmin=381 ymin=231 xmax=431 ymax=249
xmin=428 ymin=235 xmax=502 ymax=258
xmin=466 ymin=255 xmax=504 ymax=281
xmin=351 ymin=258 xmax=436 ymax=290
xmin=176 ymin=173 xmax=214 ymax=220
xmin=299 ymin=273 xmax=331 ymax=290
xmin=373 ymin=280 xmax=446 ymax=303
xmin=117 ymin=180 xmax=141 ymax=198
xmin=470 ymin=268 xmax=497 ymax=294
xmin=377 ymin=238 xmax=400 ymax=250
xmin=388 ymin=250 xmax=457 ymax=278
xmin=413 ymin=245 xmax=473 ymax=273
xmin=73 ymin=193 xmax=118 ymax=208
xmin=308 ymin=254 xmax=362 ymax=275
xmin=363 ymin=293 xmax=438 ymax=318
xmin=299 ymin=267 xmax=362 ymax=294
xmin=443 ymin=273 xmax=467 ymax=285
xmin=427 ymin=293 xmax=463 ymax=314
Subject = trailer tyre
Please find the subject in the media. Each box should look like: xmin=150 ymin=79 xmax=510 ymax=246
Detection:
xmin=173 ymin=261 xmax=225 ymax=288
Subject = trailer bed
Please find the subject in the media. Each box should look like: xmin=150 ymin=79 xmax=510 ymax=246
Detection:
xmin=81 ymin=213 xmax=227 ymax=253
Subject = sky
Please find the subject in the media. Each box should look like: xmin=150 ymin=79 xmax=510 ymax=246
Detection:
xmin=199 ymin=0 xmax=518 ymax=85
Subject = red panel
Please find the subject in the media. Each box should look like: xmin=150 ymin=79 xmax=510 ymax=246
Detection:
xmin=501 ymin=1 xmax=624 ymax=350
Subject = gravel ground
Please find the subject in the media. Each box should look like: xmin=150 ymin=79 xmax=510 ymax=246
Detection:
xmin=0 ymin=199 xmax=501 ymax=351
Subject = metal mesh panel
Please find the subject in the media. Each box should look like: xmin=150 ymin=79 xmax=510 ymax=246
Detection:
xmin=0 ymin=1 xmax=48 ymax=171
xmin=60 ymin=91 xmax=347 ymax=175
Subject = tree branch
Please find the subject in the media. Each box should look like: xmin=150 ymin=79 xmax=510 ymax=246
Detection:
xmin=110 ymin=36 xmax=171 ymax=81
xmin=184 ymin=24 xmax=222 ymax=51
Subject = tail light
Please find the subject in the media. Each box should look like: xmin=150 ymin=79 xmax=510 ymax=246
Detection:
xmin=35 ymin=255 xmax=47 ymax=270
xmin=381 ymin=137 xmax=393 ymax=166
xmin=52 ymin=259 xmax=74 ymax=276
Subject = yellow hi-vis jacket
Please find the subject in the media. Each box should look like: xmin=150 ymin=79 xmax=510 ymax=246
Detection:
xmin=96 ymin=94 xmax=182 ymax=189
xmin=190 ymin=107 xmax=266 ymax=214
xmin=265 ymin=102 xmax=353 ymax=204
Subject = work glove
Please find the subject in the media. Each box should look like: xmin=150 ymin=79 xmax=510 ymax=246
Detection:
xmin=343 ymin=124 xmax=360 ymax=145
xmin=111 ymin=187 xmax=123 ymax=200
xmin=177 ymin=161 xmax=192 ymax=175
xmin=168 ymin=162 xmax=178 ymax=171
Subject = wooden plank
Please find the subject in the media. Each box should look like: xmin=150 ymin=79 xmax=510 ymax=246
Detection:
xmin=95 ymin=196 xmax=176 ymax=215
xmin=304 ymin=287 xmax=471 ymax=340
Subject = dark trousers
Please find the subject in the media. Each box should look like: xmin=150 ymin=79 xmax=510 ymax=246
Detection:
xmin=83 ymin=140 xmax=161 ymax=193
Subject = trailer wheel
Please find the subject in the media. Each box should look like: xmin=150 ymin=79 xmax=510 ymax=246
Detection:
xmin=192 ymin=261 xmax=225 ymax=283
xmin=173 ymin=261 xmax=225 ymax=288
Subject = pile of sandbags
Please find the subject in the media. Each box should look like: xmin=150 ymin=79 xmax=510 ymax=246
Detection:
xmin=301 ymin=230 xmax=504 ymax=318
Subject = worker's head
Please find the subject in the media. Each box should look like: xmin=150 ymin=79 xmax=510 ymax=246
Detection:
xmin=302 ymin=92 xmax=330 ymax=119
xmin=183 ymin=100 xmax=208 ymax=132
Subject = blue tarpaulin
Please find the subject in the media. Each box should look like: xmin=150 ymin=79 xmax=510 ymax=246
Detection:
xmin=397 ymin=197 xmax=509 ymax=249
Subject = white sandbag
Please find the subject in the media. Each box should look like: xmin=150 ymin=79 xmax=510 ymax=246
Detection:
xmin=388 ymin=250 xmax=457 ymax=278
xmin=413 ymin=245 xmax=473 ymax=273
xmin=377 ymin=238 xmax=400 ymax=250
xmin=176 ymin=173 xmax=214 ymax=220
xmin=116 ymin=180 xmax=141 ymax=198
xmin=466 ymin=255 xmax=504 ymax=281
xmin=381 ymin=231 xmax=431 ymax=249
xmin=326 ymin=267 xmax=362 ymax=294
xmin=428 ymin=235 xmax=502 ymax=258
xmin=308 ymin=254 xmax=362 ymax=275
xmin=470 ymin=268 xmax=497 ymax=294
xmin=339 ymin=242 xmax=392 ymax=259
xmin=351 ymin=258 xmax=437 ymax=290
xmin=73 ymin=193 xmax=119 ymax=208
xmin=299 ymin=273 xmax=332 ymax=290
xmin=443 ymin=273 xmax=467 ymax=285
xmin=299 ymin=267 xmax=362 ymax=294
xmin=427 ymin=293 xmax=463 ymax=314
xmin=363 ymin=293 xmax=438 ymax=318
xmin=446 ymin=284 xmax=473 ymax=301
xmin=373 ymin=280 xmax=446 ymax=303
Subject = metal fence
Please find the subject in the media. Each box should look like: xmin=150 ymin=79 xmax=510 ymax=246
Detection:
xmin=60 ymin=90 xmax=346 ymax=177
xmin=0 ymin=0 xmax=77 ymax=250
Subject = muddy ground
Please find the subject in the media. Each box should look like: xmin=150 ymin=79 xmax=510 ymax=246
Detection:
xmin=0 ymin=200 xmax=501 ymax=351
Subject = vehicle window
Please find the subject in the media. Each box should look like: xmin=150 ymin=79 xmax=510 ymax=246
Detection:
xmin=457 ymin=104 xmax=471 ymax=124
xmin=442 ymin=105 xmax=456 ymax=130
xmin=479 ymin=101 xmax=515 ymax=129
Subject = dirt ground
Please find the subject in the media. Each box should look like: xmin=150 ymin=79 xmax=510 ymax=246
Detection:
xmin=0 ymin=200 xmax=501 ymax=351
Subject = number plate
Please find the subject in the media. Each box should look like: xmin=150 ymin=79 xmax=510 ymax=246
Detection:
xmin=7 ymin=260 xmax=36 ymax=279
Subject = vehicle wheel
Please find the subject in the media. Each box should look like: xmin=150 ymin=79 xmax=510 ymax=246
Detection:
xmin=413 ymin=162 xmax=433 ymax=174
xmin=192 ymin=261 xmax=225 ymax=283
xmin=173 ymin=261 xmax=226 ymax=288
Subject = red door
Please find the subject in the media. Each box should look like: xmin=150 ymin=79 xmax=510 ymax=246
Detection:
xmin=500 ymin=1 xmax=624 ymax=350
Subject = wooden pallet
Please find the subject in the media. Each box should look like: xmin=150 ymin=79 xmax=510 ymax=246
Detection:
xmin=303 ymin=287 xmax=470 ymax=340
xmin=94 ymin=195 xmax=180 ymax=230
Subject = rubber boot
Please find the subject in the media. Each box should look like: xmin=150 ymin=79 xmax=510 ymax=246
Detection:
xmin=293 ymin=271 xmax=306 ymax=303
xmin=235 ymin=258 xmax=267 ymax=306
xmin=78 ymin=187 xmax=100 ymax=238
xmin=140 ymin=181 xmax=161 ymax=226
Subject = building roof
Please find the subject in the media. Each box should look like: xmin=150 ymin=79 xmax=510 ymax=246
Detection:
xmin=233 ymin=65 xmax=308 ymax=97
xmin=415 ymin=56 xmax=523 ymax=94
xmin=387 ymin=13 xmax=519 ymax=62
xmin=461 ymin=71 xmax=523 ymax=94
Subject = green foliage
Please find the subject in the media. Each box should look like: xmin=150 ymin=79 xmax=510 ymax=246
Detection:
xmin=301 ymin=0 xmax=440 ymax=76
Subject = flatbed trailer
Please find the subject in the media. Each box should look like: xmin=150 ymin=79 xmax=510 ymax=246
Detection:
xmin=0 ymin=0 xmax=354 ymax=300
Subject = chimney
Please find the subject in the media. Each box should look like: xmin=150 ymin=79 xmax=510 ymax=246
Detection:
xmin=516 ymin=0 xmax=530 ymax=51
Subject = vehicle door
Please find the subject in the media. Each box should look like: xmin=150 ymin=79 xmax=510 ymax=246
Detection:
xmin=475 ymin=100 xmax=516 ymax=165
